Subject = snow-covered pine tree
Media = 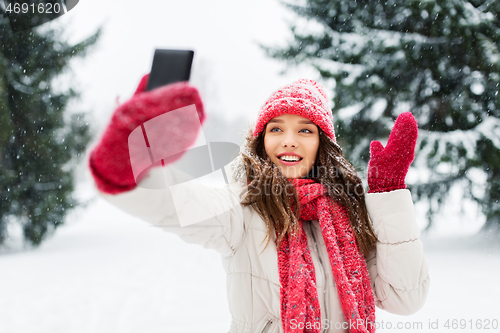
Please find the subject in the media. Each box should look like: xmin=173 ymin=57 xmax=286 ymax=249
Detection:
xmin=0 ymin=9 xmax=100 ymax=246
xmin=263 ymin=0 xmax=500 ymax=230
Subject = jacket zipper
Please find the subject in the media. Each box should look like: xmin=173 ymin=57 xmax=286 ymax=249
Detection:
xmin=308 ymin=221 xmax=329 ymax=333
xmin=260 ymin=318 xmax=274 ymax=333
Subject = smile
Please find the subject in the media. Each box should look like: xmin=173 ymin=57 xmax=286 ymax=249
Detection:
xmin=277 ymin=155 xmax=303 ymax=166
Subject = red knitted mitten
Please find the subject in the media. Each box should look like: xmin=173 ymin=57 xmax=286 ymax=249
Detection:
xmin=367 ymin=112 xmax=418 ymax=193
xmin=89 ymin=74 xmax=205 ymax=194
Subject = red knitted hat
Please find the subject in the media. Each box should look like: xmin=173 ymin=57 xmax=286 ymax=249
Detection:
xmin=253 ymin=79 xmax=336 ymax=141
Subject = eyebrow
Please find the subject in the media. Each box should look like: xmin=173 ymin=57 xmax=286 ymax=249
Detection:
xmin=268 ymin=119 xmax=315 ymax=125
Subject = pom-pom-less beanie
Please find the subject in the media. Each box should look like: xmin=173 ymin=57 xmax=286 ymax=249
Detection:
xmin=253 ymin=79 xmax=336 ymax=141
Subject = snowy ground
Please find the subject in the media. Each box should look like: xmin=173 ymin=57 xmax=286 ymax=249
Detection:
xmin=1 ymin=184 xmax=499 ymax=333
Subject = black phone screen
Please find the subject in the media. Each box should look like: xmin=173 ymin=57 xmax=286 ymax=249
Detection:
xmin=146 ymin=49 xmax=194 ymax=91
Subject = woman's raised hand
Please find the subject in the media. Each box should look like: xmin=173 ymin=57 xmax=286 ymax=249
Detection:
xmin=367 ymin=112 xmax=418 ymax=193
xmin=89 ymin=74 xmax=205 ymax=195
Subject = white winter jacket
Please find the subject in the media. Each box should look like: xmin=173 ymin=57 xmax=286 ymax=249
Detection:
xmin=90 ymin=160 xmax=430 ymax=333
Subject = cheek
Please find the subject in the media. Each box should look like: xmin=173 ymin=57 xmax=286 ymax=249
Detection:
xmin=263 ymin=137 xmax=275 ymax=155
xmin=310 ymin=142 xmax=320 ymax=162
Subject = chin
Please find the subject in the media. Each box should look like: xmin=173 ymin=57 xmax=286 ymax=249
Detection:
xmin=275 ymin=163 xmax=311 ymax=179
xmin=281 ymin=170 xmax=304 ymax=179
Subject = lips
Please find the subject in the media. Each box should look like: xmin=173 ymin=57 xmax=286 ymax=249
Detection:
xmin=278 ymin=159 xmax=302 ymax=166
xmin=277 ymin=152 xmax=302 ymax=159
xmin=278 ymin=155 xmax=303 ymax=162
xmin=275 ymin=152 xmax=303 ymax=166
xmin=277 ymin=152 xmax=302 ymax=164
xmin=277 ymin=157 xmax=302 ymax=168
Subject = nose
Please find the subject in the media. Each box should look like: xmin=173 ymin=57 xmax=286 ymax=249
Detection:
xmin=281 ymin=132 xmax=298 ymax=148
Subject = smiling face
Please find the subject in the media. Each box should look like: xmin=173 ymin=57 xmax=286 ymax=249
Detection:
xmin=263 ymin=114 xmax=320 ymax=179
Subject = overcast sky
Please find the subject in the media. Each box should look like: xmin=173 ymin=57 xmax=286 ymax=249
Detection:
xmin=56 ymin=0 xmax=320 ymax=137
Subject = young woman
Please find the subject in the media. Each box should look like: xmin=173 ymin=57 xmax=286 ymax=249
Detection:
xmin=88 ymin=75 xmax=429 ymax=333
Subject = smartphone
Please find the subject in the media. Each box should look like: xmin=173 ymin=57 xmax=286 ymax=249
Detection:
xmin=146 ymin=49 xmax=194 ymax=91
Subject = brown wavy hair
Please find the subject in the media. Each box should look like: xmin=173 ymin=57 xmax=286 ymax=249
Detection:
xmin=232 ymin=126 xmax=378 ymax=258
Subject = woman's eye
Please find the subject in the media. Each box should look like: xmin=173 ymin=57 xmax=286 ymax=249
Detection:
xmin=269 ymin=127 xmax=312 ymax=133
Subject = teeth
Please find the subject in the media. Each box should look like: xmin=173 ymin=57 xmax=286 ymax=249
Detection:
xmin=279 ymin=155 xmax=301 ymax=162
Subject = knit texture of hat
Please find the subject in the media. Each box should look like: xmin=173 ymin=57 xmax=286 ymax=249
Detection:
xmin=253 ymin=79 xmax=336 ymax=141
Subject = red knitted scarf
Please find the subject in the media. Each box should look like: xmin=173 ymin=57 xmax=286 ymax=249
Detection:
xmin=276 ymin=178 xmax=375 ymax=333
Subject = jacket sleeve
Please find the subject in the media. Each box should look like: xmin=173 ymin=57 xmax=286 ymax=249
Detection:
xmin=86 ymin=155 xmax=247 ymax=258
xmin=364 ymin=189 xmax=430 ymax=315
